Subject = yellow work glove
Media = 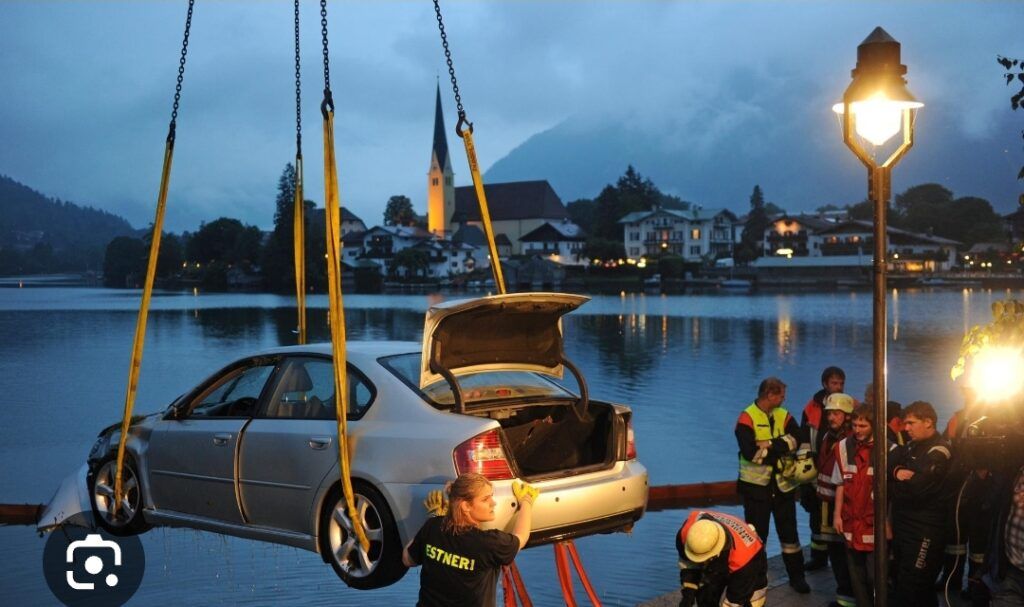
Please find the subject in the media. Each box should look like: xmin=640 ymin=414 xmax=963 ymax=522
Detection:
xmin=512 ymin=480 xmax=540 ymax=507
xmin=424 ymin=490 xmax=448 ymax=517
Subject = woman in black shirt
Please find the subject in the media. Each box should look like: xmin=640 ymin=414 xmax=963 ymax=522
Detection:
xmin=403 ymin=473 xmax=536 ymax=607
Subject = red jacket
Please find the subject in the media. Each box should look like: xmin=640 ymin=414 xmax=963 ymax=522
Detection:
xmin=816 ymin=429 xmax=848 ymax=502
xmin=834 ymin=436 xmax=877 ymax=552
xmin=678 ymin=510 xmax=763 ymax=572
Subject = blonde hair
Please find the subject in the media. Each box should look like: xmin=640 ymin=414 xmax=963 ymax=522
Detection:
xmin=442 ymin=473 xmax=492 ymax=535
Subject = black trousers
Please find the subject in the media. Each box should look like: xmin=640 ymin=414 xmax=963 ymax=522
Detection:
xmin=688 ymin=550 xmax=768 ymax=607
xmin=740 ymin=481 xmax=805 ymax=582
xmin=846 ymin=548 xmax=875 ymax=607
xmin=891 ymin=525 xmax=946 ymax=607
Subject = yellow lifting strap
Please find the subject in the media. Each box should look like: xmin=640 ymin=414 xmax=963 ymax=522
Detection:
xmin=114 ymin=0 xmax=195 ymax=514
xmin=458 ymin=125 xmax=506 ymax=294
xmin=113 ymin=139 xmax=174 ymax=514
xmin=322 ymin=102 xmax=370 ymax=553
xmin=293 ymin=155 xmax=307 ymax=344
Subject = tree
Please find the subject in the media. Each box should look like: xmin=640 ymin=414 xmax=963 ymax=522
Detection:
xmin=391 ymin=248 xmax=429 ymax=279
xmin=383 ymin=195 xmax=415 ymax=226
xmin=262 ymin=164 xmax=299 ymax=292
xmin=566 ymin=198 xmax=597 ymax=236
xmin=103 ymin=236 xmax=147 ymax=287
xmin=188 ymin=218 xmax=262 ymax=267
xmin=589 ymin=166 xmax=664 ymax=242
xmin=893 ymin=183 xmax=954 ymax=234
xmin=997 ymin=55 xmax=1024 ymax=181
xmin=736 ymin=186 xmax=771 ymax=264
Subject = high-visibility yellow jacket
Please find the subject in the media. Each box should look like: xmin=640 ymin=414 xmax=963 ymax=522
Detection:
xmin=737 ymin=402 xmax=799 ymax=491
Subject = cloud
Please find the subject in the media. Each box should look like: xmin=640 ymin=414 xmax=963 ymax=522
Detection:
xmin=1 ymin=1 xmax=1022 ymax=232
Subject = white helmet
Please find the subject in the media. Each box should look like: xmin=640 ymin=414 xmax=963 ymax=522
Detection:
xmin=685 ymin=519 xmax=727 ymax=563
xmin=824 ymin=392 xmax=855 ymax=414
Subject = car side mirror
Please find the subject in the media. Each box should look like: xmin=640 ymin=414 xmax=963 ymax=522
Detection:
xmin=166 ymin=402 xmax=187 ymax=420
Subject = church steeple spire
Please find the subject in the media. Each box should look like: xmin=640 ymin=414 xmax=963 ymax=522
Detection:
xmin=431 ymin=82 xmax=450 ymax=172
xmin=428 ymin=82 xmax=455 ymax=238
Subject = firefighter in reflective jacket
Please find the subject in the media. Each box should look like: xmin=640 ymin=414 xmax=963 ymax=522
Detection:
xmin=677 ymin=510 xmax=768 ymax=607
xmin=833 ymin=403 xmax=897 ymax=607
xmin=816 ymin=393 xmax=856 ymax=607
xmin=735 ymin=376 xmax=809 ymax=593
xmin=801 ymin=366 xmax=849 ymax=571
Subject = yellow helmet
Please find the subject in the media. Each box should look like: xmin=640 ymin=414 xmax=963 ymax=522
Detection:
xmin=685 ymin=519 xmax=727 ymax=563
xmin=780 ymin=447 xmax=818 ymax=485
xmin=824 ymin=392 xmax=855 ymax=414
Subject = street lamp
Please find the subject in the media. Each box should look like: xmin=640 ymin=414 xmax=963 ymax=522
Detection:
xmin=833 ymin=27 xmax=922 ymax=607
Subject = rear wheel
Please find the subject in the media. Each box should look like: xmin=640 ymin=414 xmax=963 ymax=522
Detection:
xmin=88 ymin=454 xmax=151 ymax=536
xmin=320 ymin=482 xmax=406 ymax=590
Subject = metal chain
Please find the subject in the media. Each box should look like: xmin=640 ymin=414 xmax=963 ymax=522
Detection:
xmin=294 ymin=0 xmax=302 ymax=154
xmin=432 ymin=0 xmax=465 ymax=118
xmin=320 ymin=0 xmax=333 ymax=115
xmin=168 ymin=0 xmax=196 ymax=143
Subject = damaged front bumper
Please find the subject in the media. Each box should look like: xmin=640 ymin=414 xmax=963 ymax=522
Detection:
xmin=36 ymin=463 xmax=94 ymax=533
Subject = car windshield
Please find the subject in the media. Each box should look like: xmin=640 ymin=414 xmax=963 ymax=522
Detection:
xmin=380 ymin=352 xmax=575 ymax=407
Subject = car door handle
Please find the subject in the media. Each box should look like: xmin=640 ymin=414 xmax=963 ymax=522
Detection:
xmin=213 ymin=433 xmax=232 ymax=446
xmin=308 ymin=436 xmax=332 ymax=450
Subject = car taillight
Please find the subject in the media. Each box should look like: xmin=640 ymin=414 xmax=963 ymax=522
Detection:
xmin=626 ymin=417 xmax=637 ymax=460
xmin=453 ymin=429 xmax=514 ymax=480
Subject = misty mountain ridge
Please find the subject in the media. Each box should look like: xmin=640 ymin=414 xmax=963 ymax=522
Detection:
xmin=0 ymin=174 xmax=135 ymax=269
xmin=485 ymin=91 xmax=1022 ymax=214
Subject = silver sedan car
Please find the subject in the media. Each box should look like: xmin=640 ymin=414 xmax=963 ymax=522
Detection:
xmin=52 ymin=293 xmax=648 ymax=589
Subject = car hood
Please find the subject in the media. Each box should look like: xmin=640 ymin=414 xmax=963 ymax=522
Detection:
xmin=419 ymin=292 xmax=590 ymax=388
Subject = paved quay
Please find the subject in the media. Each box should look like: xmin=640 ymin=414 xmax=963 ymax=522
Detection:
xmin=638 ymin=548 xmax=973 ymax=607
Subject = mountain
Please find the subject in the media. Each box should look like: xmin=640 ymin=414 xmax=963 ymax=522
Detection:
xmin=484 ymin=96 xmax=1022 ymax=215
xmin=0 ymin=174 xmax=136 ymax=273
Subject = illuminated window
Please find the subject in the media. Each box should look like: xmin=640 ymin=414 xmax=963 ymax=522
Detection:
xmin=691 ymin=229 xmax=701 ymax=240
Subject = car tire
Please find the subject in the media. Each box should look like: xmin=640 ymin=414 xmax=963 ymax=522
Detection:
xmin=319 ymin=481 xmax=407 ymax=590
xmin=88 ymin=453 xmax=152 ymax=536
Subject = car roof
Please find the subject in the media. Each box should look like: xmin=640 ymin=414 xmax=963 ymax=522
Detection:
xmin=254 ymin=341 xmax=420 ymax=358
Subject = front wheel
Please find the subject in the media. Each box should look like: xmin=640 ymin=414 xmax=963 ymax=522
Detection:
xmin=88 ymin=454 xmax=152 ymax=536
xmin=320 ymin=482 xmax=406 ymax=590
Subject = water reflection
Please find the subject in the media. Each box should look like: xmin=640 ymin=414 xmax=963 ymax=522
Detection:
xmin=3 ymin=287 xmax=1024 ymax=605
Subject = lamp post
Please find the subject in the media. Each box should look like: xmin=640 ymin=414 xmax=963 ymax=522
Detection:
xmin=833 ymin=27 xmax=922 ymax=607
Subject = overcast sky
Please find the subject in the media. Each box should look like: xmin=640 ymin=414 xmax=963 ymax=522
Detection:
xmin=1 ymin=1 xmax=1022 ymax=233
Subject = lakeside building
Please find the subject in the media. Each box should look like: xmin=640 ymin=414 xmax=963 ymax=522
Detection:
xmin=757 ymin=218 xmax=961 ymax=272
xmin=618 ymin=207 xmax=741 ymax=261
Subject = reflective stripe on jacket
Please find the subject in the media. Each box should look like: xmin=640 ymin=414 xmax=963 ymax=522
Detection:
xmin=737 ymin=403 xmax=791 ymax=487
xmin=679 ymin=510 xmax=763 ymax=573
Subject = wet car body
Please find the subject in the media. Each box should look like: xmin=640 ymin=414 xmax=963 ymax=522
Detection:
xmin=61 ymin=293 xmax=648 ymax=589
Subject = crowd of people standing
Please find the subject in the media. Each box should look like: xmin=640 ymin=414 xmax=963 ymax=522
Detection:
xmin=679 ymin=366 xmax=1024 ymax=607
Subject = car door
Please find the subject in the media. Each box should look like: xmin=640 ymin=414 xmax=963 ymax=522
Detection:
xmin=238 ymin=356 xmax=375 ymax=534
xmin=146 ymin=358 xmax=278 ymax=524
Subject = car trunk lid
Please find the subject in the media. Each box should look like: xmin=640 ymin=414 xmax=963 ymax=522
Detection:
xmin=418 ymin=292 xmax=589 ymax=389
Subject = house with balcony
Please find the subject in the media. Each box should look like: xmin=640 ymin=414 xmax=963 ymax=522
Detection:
xmin=757 ymin=219 xmax=960 ymax=272
xmin=619 ymin=207 xmax=740 ymax=262
xmin=763 ymin=214 xmax=834 ymax=257
xmin=519 ymin=219 xmax=588 ymax=266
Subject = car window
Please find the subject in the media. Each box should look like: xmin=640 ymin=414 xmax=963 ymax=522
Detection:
xmin=379 ymin=352 xmax=575 ymax=408
xmin=260 ymin=357 xmax=375 ymax=420
xmin=189 ymin=362 xmax=276 ymax=418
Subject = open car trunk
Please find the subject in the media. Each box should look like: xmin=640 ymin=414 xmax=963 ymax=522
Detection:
xmin=474 ymin=400 xmax=622 ymax=481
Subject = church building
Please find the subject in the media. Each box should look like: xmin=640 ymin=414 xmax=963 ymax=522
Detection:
xmin=426 ymin=85 xmax=583 ymax=258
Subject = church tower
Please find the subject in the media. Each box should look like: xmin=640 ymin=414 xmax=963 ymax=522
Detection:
xmin=427 ymin=83 xmax=455 ymax=238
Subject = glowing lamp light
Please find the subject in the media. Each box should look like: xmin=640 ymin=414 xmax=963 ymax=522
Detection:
xmin=833 ymin=27 xmax=923 ymax=148
xmin=832 ymin=93 xmax=923 ymax=146
xmin=967 ymin=346 xmax=1024 ymax=403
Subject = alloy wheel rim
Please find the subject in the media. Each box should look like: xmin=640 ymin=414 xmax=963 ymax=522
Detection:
xmin=93 ymin=460 xmax=140 ymax=527
xmin=328 ymin=494 xmax=385 ymax=578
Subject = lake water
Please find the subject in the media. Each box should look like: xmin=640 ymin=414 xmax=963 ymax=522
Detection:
xmin=0 ymin=285 xmax=1014 ymax=605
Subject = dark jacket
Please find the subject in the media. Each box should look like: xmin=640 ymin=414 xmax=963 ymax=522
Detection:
xmin=889 ymin=432 xmax=956 ymax=530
